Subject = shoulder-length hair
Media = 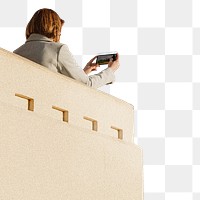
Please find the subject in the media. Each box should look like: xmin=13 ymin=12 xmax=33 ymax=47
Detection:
xmin=26 ymin=8 xmax=65 ymax=42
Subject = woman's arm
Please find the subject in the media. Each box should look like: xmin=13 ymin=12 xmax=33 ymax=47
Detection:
xmin=57 ymin=45 xmax=116 ymax=88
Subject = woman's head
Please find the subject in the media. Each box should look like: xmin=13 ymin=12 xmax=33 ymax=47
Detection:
xmin=26 ymin=8 xmax=64 ymax=42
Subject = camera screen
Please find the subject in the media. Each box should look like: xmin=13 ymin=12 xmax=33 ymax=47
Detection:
xmin=96 ymin=53 xmax=117 ymax=65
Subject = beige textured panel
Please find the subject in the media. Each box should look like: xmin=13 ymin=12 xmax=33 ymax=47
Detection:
xmin=0 ymin=103 xmax=143 ymax=200
xmin=0 ymin=48 xmax=134 ymax=143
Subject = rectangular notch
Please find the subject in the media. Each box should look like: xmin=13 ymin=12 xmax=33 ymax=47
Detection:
xmin=111 ymin=126 xmax=123 ymax=140
xmin=15 ymin=93 xmax=34 ymax=111
xmin=83 ymin=116 xmax=98 ymax=131
xmin=52 ymin=106 xmax=69 ymax=122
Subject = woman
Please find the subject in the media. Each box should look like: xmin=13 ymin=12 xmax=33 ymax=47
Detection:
xmin=14 ymin=8 xmax=120 ymax=88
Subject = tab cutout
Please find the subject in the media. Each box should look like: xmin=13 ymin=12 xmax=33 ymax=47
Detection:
xmin=15 ymin=93 xmax=34 ymax=111
xmin=52 ymin=106 xmax=69 ymax=122
xmin=111 ymin=126 xmax=123 ymax=140
xmin=83 ymin=116 xmax=98 ymax=131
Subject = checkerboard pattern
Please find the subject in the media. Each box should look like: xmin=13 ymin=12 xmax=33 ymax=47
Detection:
xmin=0 ymin=0 xmax=200 ymax=199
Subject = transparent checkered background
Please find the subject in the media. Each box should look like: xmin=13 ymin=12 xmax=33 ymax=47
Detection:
xmin=0 ymin=0 xmax=200 ymax=199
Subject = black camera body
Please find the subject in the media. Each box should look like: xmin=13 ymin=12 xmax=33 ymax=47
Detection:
xmin=96 ymin=51 xmax=117 ymax=65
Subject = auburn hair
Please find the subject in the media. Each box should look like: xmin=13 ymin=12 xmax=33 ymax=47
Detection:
xmin=26 ymin=8 xmax=65 ymax=42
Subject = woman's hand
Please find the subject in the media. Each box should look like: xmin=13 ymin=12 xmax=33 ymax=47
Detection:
xmin=84 ymin=56 xmax=100 ymax=75
xmin=108 ymin=53 xmax=120 ymax=72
